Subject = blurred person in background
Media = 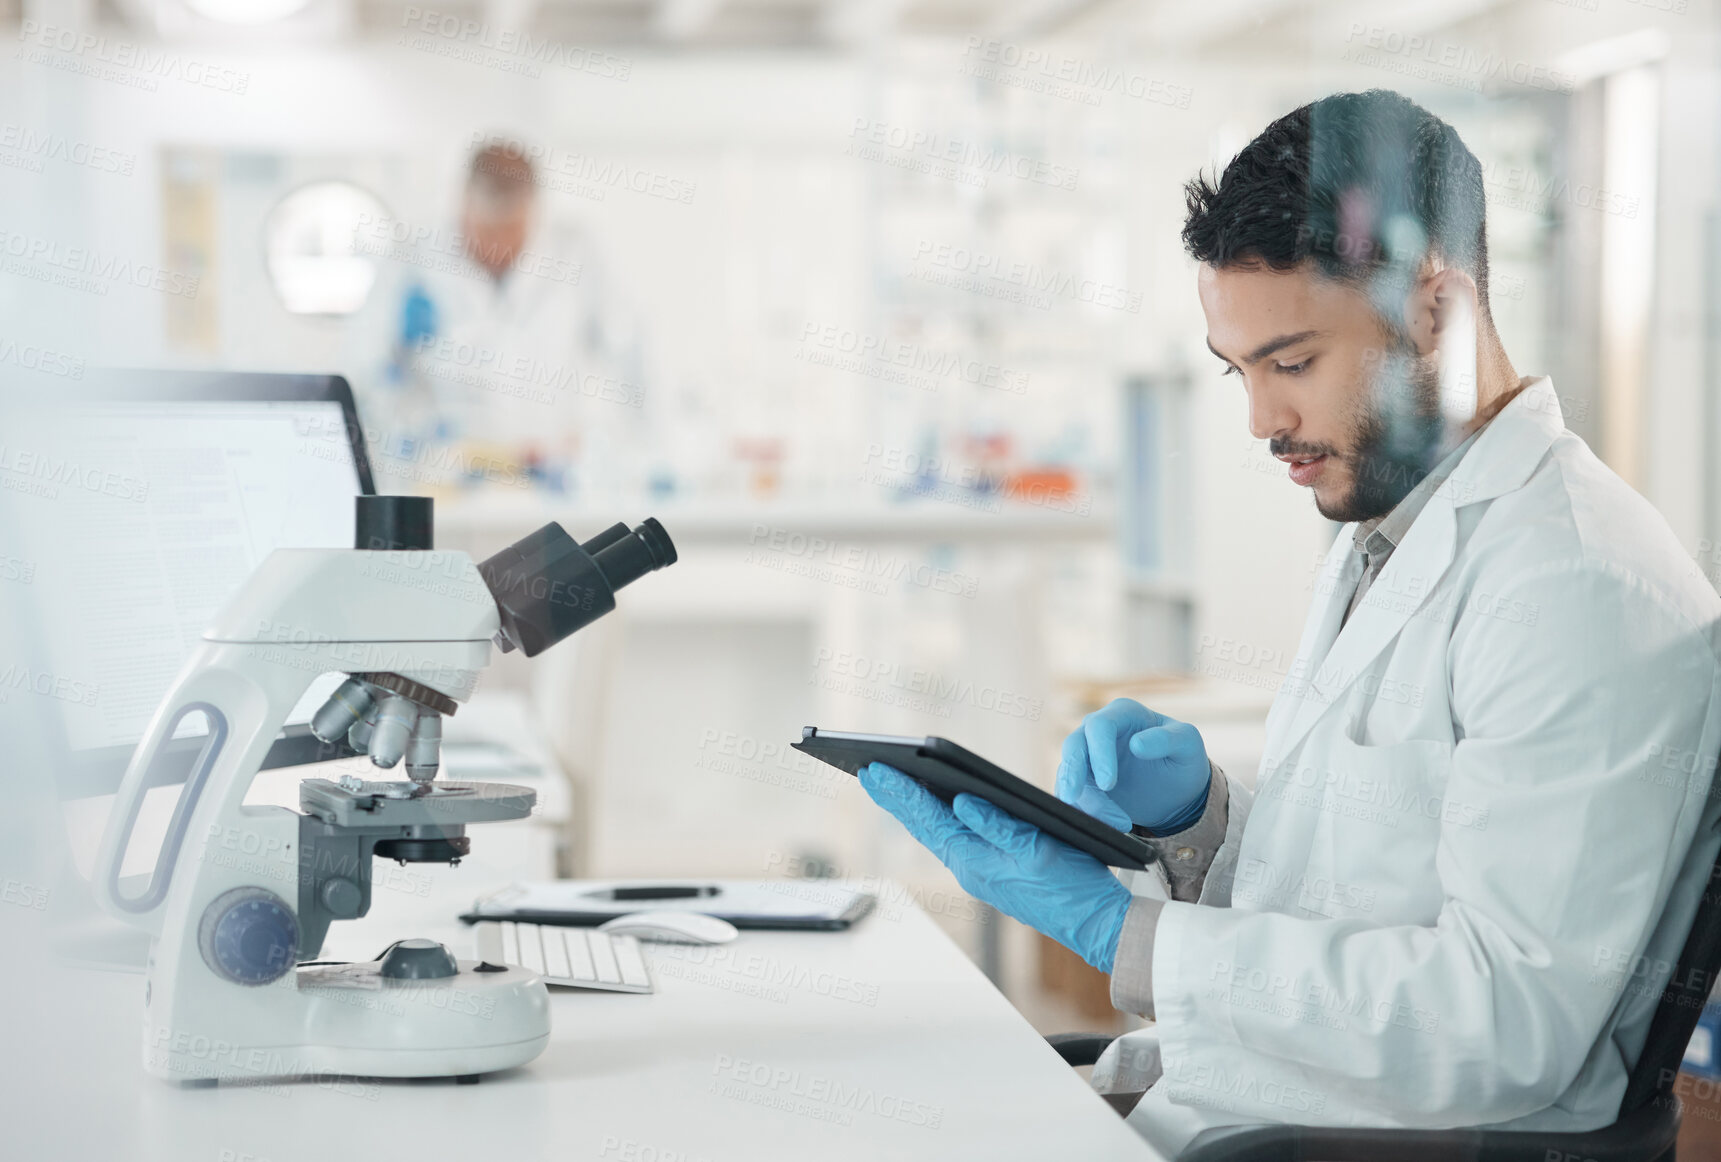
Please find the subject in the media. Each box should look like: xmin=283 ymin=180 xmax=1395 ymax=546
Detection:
xmin=370 ymin=138 xmax=647 ymax=496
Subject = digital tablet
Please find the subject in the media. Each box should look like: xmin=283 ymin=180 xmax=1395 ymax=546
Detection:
xmin=793 ymin=727 xmax=1158 ymax=871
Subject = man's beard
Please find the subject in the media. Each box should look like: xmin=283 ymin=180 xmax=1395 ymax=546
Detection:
xmin=1313 ymin=344 xmax=1443 ymax=524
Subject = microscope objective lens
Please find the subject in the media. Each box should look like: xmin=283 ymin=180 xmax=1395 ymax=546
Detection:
xmin=369 ymin=694 xmax=418 ymax=769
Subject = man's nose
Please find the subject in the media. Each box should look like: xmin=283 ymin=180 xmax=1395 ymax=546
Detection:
xmin=1246 ymin=377 xmax=1298 ymax=442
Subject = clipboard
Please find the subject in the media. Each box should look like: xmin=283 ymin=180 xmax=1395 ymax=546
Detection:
xmin=793 ymin=727 xmax=1159 ymax=871
xmin=460 ymin=879 xmax=877 ymax=931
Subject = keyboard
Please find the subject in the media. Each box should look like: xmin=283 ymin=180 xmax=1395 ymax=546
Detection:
xmin=475 ymin=920 xmax=654 ymax=994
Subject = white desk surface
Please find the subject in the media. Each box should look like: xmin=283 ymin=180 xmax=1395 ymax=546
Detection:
xmin=6 ymin=890 xmax=1163 ymax=1162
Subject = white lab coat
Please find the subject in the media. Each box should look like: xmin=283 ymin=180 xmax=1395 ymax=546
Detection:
xmin=363 ymin=218 xmax=647 ymax=485
xmin=1111 ymin=377 xmax=1721 ymax=1158
xmin=418 ymin=221 xmax=615 ymax=445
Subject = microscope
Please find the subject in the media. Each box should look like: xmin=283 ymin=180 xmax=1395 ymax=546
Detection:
xmin=94 ymin=496 xmax=675 ymax=1085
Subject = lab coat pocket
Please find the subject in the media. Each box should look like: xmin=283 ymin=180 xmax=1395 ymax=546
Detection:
xmin=1305 ymin=732 xmax=1454 ymax=924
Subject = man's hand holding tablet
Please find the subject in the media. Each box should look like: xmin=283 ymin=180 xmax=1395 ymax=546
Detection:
xmin=858 ymin=762 xmax=1134 ymax=973
xmin=846 ymin=700 xmax=1211 ymax=974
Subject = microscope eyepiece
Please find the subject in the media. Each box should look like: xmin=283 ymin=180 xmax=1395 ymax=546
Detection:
xmin=588 ymin=516 xmax=676 ymax=591
xmin=478 ymin=518 xmax=677 ymax=658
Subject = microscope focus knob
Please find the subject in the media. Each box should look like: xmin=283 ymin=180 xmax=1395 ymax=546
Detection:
xmin=319 ymin=877 xmax=363 ymax=919
xmin=197 ymin=887 xmax=300 ymax=986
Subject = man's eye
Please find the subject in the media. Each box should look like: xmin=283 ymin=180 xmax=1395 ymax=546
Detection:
xmin=1221 ymin=364 xmax=1240 ymax=377
xmin=1277 ymin=360 xmax=1310 ymax=375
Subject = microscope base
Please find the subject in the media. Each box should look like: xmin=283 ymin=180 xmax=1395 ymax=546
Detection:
xmin=142 ymin=959 xmax=552 ymax=1083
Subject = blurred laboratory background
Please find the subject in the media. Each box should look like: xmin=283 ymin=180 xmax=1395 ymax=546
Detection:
xmin=0 ymin=0 xmax=1711 ymax=1036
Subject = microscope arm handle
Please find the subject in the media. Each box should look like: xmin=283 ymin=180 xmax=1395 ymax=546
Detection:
xmin=92 ymin=660 xmax=238 ymax=934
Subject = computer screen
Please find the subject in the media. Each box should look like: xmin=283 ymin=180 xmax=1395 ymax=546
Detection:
xmin=1 ymin=374 xmax=374 ymax=795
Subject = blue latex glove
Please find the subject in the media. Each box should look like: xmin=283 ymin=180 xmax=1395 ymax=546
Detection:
xmin=400 ymin=281 xmax=439 ymax=347
xmin=859 ymin=762 xmax=1132 ymax=973
xmin=1055 ymin=698 xmax=1210 ymax=834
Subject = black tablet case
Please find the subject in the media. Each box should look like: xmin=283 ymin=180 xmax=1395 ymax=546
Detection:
xmin=793 ymin=727 xmax=1158 ymax=871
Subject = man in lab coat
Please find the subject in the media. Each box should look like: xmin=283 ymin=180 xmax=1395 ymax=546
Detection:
xmin=369 ymin=139 xmax=645 ymax=492
xmin=859 ymin=89 xmax=1721 ymax=1156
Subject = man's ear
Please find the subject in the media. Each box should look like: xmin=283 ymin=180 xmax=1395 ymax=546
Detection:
xmin=1400 ymin=264 xmax=1478 ymax=357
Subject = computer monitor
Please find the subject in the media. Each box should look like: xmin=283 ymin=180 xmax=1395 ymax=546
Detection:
xmin=1 ymin=371 xmax=377 ymax=797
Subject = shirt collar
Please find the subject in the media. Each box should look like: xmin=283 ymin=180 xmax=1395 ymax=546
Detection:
xmin=1351 ymin=422 xmax=1488 ymax=561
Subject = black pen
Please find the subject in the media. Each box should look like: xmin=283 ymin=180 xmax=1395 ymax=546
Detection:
xmin=582 ymin=885 xmax=722 ymax=901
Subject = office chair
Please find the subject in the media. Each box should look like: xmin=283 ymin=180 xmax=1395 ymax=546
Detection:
xmin=1047 ymin=839 xmax=1721 ymax=1162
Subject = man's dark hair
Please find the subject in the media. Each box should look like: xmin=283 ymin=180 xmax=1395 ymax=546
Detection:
xmin=1182 ymin=89 xmax=1489 ymax=313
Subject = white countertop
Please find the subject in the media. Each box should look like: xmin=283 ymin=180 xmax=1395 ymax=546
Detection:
xmin=5 ymin=889 xmax=1162 ymax=1162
